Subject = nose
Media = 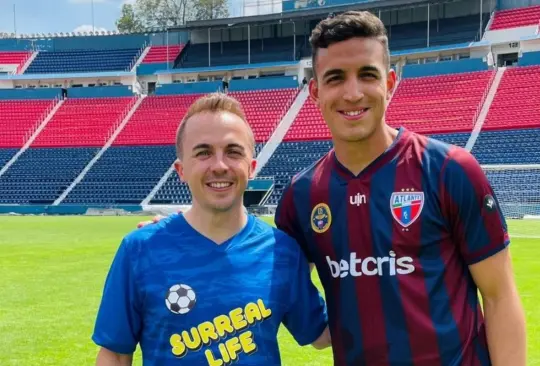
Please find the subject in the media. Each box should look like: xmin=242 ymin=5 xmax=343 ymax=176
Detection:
xmin=342 ymin=77 xmax=364 ymax=103
xmin=210 ymin=154 xmax=228 ymax=175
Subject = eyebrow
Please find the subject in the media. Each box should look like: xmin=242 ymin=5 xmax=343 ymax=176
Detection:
xmin=192 ymin=143 xmax=246 ymax=151
xmin=322 ymin=65 xmax=381 ymax=80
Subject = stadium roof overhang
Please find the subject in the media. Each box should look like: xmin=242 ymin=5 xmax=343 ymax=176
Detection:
xmin=169 ymin=0 xmax=462 ymax=31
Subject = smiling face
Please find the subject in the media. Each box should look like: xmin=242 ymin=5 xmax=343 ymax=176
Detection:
xmin=309 ymin=36 xmax=396 ymax=146
xmin=174 ymin=110 xmax=256 ymax=214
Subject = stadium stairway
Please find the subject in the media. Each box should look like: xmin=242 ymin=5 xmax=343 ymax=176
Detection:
xmin=53 ymin=95 xmax=147 ymax=205
xmin=464 ymin=67 xmax=506 ymax=151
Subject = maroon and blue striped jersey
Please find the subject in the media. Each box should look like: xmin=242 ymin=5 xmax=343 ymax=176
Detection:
xmin=275 ymin=127 xmax=509 ymax=366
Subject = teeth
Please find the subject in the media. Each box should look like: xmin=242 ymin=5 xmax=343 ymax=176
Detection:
xmin=343 ymin=109 xmax=365 ymax=116
xmin=209 ymin=182 xmax=232 ymax=189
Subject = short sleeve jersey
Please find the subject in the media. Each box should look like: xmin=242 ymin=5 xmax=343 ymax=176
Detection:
xmin=92 ymin=213 xmax=328 ymax=365
xmin=275 ymin=127 xmax=509 ymax=365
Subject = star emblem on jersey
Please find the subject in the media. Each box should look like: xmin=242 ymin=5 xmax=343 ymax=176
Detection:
xmin=390 ymin=190 xmax=424 ymax=228
xmin=165 ymin=284 xmax=196 ymax=315
xmin=311 ymin=203 xmax=332 ymax=233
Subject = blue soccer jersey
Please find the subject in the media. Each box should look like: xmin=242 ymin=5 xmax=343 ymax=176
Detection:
xmin=275 ymin=127 xmax=509 ymax=365
xmin=92 ymin=213 xmax=327 ymax=365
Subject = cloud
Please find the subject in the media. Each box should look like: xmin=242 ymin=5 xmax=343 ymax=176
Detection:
xmin=73 ymin=25 xmax=108 ymax=33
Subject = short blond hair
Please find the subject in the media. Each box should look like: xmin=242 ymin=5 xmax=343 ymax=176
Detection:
xmin=175 ymin=92 xmax=255 ymax=160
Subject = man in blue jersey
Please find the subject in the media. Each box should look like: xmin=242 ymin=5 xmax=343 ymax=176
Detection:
xmin=274 ymin=11 xmax=527 ymax=366
xmin=92 ymin=93 xmax=331 ymax=365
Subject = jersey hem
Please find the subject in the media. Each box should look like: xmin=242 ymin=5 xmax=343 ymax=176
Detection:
xmin=466 ymin=239 xmax=510 ymax=265
xmin=92 ymin=334 xmax=136 ymax=355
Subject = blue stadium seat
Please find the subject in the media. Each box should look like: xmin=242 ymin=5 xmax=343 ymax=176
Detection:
xmin=0 ymin=148 xmax=18 ymax=170
xmin=471 ymin=128 xmax=540 ymax=164
xmin=63 ymin=145 xmax=176 ymax=205
xmin=0 ymin=147 xmax=99 ymax=204
xmin=25 ymin=49 xmax=140 ymax=74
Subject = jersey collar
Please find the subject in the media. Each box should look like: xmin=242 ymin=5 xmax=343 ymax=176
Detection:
xmin=330 ymin=126 xmax=409 ymax=183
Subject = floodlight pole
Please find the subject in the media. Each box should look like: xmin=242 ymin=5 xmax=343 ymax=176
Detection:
xmin=166 ymin=30 xmax=170 ymax=70
xmin=427 ymin=3 xmax=430 ymax=48
xmin=479 ymin=0 xmax=483 ymax=39
xmin=208 ymin=28 xmax=211 ymax=67
xmin=91 ymin=0 xmax=95 ymax=32
xmin=293 ymin=21 xmax=296 ymax=61
xmin=248 ymin=24 xmax=251 ymax=64
xmin=13 ymin=4 xmax=17 ymax=36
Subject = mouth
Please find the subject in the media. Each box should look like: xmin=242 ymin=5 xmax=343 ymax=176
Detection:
xmin=205 ymin=181 xmax=234 ymax=191
xmin=338 ymin=108 xmax=369 ymax=120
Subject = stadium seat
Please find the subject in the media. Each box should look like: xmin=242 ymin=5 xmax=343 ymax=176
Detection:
xmin=385 ymin=71 xmax=495 ymax=133
xmin=31 ymin=97 xmax=137 ymax=148
xmin=489 ymin=5 xmax=540 ymax=30
xmin=0 ymin=99 xmax=56 ymax=148
xmin=471 ymin=128 xmax=540 ymax=164
xmin=0 ymin=147 xmax=99 ymax=204
xmin=114 ymin=89 xmax=297 ymax=146
xmin=0 ymin=51 xmax=32 ymax=73
xmin=24 ymin=49 xmax=141 ymax=74
xmin=62 ymin=145 xmax=176 ymax=205
xmin=142 ymin=45 xmax=185 ymax=63
xmin=483 ymin=66 xmax=540 ymax=130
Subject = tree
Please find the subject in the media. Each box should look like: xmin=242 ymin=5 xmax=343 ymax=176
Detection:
xmin=192 ymin=0 xmax=229 ymax=20
xmin=115 ymin=0 xmax=228 ymax=32
xmin=116 ymin=4 xmax=144 ymax=33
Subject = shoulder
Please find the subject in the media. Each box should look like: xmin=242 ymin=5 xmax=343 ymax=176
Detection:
xmin=120 ymin=213 xmax=183 ymax=256
xmin=284 ymin=150 xmax=333 ymax=197
xmin=249 ymin=216 xmax=302 ymax=255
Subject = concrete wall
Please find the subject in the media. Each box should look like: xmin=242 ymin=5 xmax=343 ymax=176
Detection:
xmin=402 ymin=58 xmax=488 ymax=77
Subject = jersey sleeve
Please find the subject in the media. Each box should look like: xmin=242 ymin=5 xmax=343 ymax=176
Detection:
xmin=282 ymin=240 xmax=328 ymax=346
xmin=440 ymin=147 xmax=510 ymax=265
xmin=275 ymin=180 xmax=312 ymax=262
xmin=92 ymin=236 xmax=142 ymax=354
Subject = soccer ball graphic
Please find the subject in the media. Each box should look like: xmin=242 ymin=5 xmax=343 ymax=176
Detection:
xmin=165 ymin=284 xmax=196 ymax=315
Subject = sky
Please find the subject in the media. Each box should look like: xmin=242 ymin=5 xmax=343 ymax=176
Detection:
xmin=0 ymin=0 xmax=137 ymax=35
xmin=0 ymin=0 xmax=282 ymax=36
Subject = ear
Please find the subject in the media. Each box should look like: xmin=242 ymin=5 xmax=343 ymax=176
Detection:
xmin=386 ymin=69 xmax=397 ymax=100
xmin=248 ymin=158 xmax=257 ymax=179
xmin=174 ymin=159 xmax=186 ymax=182
xmin=308 ymin=77 xmax=319 ymax=105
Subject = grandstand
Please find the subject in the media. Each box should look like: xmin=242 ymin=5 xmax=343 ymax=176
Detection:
xmin=0 ymin=0 xmax=538 ymax=220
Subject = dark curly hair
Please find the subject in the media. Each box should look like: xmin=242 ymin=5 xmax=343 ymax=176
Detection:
xmin=310 ymin=11 xmax=390 ymax=77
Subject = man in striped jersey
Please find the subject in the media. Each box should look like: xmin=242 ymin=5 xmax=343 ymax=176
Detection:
xmin=275 ymin=10 xmax=527 ymax=366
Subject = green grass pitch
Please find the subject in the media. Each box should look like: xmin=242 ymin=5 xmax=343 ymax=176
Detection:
xmin=0 ymin=216 xmax=538 ymax=365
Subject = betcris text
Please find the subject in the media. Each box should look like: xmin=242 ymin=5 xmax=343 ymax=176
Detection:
xmin=326 ymin=251 xmax=415 ymax=278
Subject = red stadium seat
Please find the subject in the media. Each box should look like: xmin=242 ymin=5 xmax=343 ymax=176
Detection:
xmin=141 ymin=45 xmax=185 ymax=64
xmin=489 ymin=5 xmax=540 ymax=30
xmin=113 ymin=88 xmax=298 ymax=146
xmin=31 ymin=97 xmax=137 ymax=148
xmin=483 ymin=66 xmax=540 ymax=130
xmin=0 ymin=99 xmax=56 ymax=148
xmin=0 ymin=51 xmax=32 ymax=73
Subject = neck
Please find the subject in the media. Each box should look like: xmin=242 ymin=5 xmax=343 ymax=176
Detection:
xmin=183 ymin=202 xmax=248 ymax=245
xmin=333 ymin=124 xmax=398 ymax=176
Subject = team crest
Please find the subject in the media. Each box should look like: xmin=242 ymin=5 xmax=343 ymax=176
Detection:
xmin=390 ymin=191 xmax=424 ymax=228
xmin=311 ymin=203 xmax=332 ymax=233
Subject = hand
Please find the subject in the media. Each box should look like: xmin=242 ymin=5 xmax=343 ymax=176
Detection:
xmin=137 ymin=215 xmax=166 ymax=228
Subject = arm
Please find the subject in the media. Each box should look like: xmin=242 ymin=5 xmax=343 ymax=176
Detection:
xmin=92 ymin=237 xmax=143 ymax=362
xmin=275 ymin=180 xmax=314 ymax=264
xmin=469 ymin=249 xmax=526 ymax=366
xmin=281 ymin=236 xmax=330 ymax=349
xmin=96 ymin=347 xmax=133 ymax=366
xmin=441 ymin=148 xmax=526 ymax=365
